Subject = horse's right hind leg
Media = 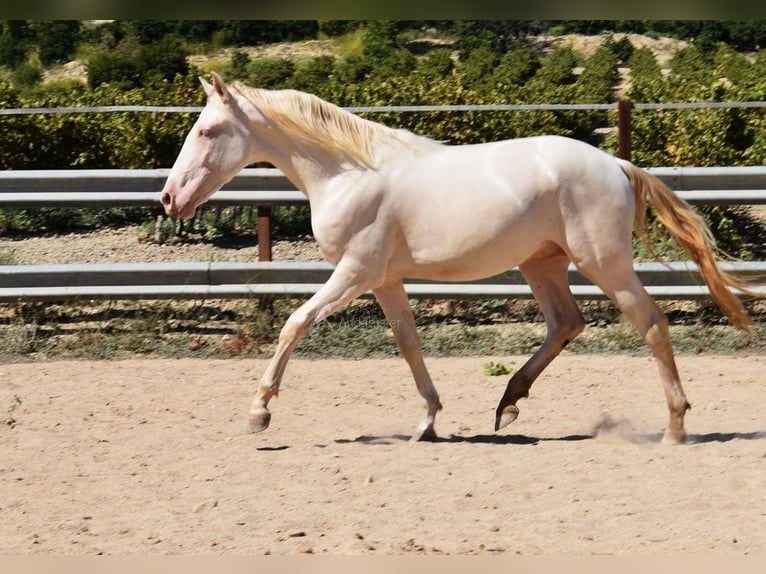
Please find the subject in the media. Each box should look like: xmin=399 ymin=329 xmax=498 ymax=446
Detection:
xmin=579 ymin=260 xmax=691 ymax=444
xmin=495 ymin=251 xmax=586 ymax=431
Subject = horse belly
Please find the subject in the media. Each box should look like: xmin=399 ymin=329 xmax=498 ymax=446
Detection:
xmin=401 ymin=234 xmax=546 ymax=282
xmin=394 ymin=189 xmax=559 ymax=282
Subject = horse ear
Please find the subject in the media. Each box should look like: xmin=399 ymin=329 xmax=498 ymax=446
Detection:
xmin=199 ymin=76 xmax=213 ymax=96
xmin=211 ymin=71 xmax=230 ymax=104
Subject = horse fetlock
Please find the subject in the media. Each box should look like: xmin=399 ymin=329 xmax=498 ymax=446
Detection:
xmin=494 ymin=404 xmax=520 ymax=431
xmin=248 ymin=407 xmax=272 ymax=434
xmin=426 ymin=399 xmax=443 ymax=416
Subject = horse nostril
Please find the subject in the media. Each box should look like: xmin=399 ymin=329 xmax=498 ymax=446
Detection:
xmin=160 ymin=191 xmax=171 ymax=206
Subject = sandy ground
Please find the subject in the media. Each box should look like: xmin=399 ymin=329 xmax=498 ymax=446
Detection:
xmin=1 ymin=353 xmax=764 ymax=555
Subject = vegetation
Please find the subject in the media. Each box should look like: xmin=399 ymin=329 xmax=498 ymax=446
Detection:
xmin=0 ymin=20 xmax=764 ymax=169
xmin=0 ymin=297 xmax=763 ymax=363
xmin=483 ymin=361 xmax=514 ymax=376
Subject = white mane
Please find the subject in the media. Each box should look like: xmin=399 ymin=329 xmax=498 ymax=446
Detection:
xmin=231 ymin=82 xmax=438 ymax=168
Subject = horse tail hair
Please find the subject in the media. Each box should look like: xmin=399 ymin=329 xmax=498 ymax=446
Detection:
xmin=617 ymin=159 xmax=757 ymax=332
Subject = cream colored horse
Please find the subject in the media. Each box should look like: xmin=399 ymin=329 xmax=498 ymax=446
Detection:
xmin=161 ymin=72 xmax=757 ymax=444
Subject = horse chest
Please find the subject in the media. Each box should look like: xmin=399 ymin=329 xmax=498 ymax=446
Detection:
xmin=309 ymin=185 xmax=388 ymax=265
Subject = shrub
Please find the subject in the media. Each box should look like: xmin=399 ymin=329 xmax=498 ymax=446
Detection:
xmin=247 ymin=58 xmax=296 ymax=89
xmin=86 ymin=35 xmax=188 ymax=89
xmin=494 ymin=47 xmax=541 ymax=86
xmin=416 ymin=48 xmax=454 ymax=81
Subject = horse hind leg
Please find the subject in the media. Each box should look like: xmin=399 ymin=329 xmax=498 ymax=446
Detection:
xmin=577 ymin=257 xmax=691 ymax=444
xmin=495 ymin=251 xmax=585 ymax=431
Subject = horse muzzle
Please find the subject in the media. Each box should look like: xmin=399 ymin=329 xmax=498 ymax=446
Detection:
xmin=160 ymin=187 xmax=197 ymax=220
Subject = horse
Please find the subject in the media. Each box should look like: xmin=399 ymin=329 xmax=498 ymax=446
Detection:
xmin=160 ymin=72 xmax=758 ymax=444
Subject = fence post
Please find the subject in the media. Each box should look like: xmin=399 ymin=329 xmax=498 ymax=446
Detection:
xmin=255 ymin=161 xmax=273 ymax=262
xmin=617 ymin=99 xmax=634 ymax=161
xmin=257 ymin=205 xmax=272 ymax=262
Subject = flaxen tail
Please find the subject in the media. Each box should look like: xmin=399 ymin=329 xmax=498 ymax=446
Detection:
xmin=618 ymin=159 xmax=758 ymax=332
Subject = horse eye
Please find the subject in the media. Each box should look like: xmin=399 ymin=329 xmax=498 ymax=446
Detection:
xmin=199 ymin=128 xmax=211 ymax=138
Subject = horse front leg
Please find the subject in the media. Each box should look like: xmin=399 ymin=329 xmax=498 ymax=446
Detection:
xmin=248 ymin=261 xmax=373 ymax=433
xmin=373 ymin=281 xmax=442 ymax=441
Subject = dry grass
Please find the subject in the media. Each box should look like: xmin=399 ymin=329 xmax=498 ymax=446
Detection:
xmin=1 ymin=296 xmax=763 ymax=363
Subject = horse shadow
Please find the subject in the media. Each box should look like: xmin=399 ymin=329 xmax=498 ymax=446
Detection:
xmin=254 ymin=429 xmax=766 ymax=451
xmin=329 ymin=430 xmax=766 ymax=446
xmin=333 ymin=432 xmax=592 ymax=446
xmin=688 ymin=431 xmax=766 ymax=443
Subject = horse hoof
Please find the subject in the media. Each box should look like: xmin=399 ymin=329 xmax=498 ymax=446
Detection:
xmin=661 ymin=429 xmax=687 ymax=445
xmin=410 ymin=425 xmax=438 ymax=442
xmin=494 ymin=405 xmax=519 ymax=431
xmin=248 ymin=409 xmax=272 ymax=433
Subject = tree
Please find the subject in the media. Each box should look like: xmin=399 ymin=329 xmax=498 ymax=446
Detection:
xmin=335 ymin=53 xmax=372 ymax=84
xmin=221 ymin=21 xmax=318 ymax=46
xmin=29 ymin=20 xmax=82 ymax=66
xmin=0 ymin=20 xmax=30 ymax=68
xmin=124 ymin=20 xmax=175 ymax=44
xmin=362 ymin=20 xmax=398 ymax=66
xmin=318 ymin=21 xmax=363 ymax=37
xmin=459 ymin=45 xmax=500 ymax=88
xmin=576 ymin=44 xmax=619 ymax=102
xmin=375 ymin=48 xmax=416 ymax=79
xmin=86 ymin=34 xmax=188 ymax=89
xmin=530 ymin=46 xmax=578 ymax=86
xmin=230 ymin=50 xmax=250 ymax=80
xmin=606 ymin=35 xmax=634 ymax=64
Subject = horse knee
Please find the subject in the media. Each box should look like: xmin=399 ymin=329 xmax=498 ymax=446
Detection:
xmin=278 ymin=308 xmax=315 ymax=345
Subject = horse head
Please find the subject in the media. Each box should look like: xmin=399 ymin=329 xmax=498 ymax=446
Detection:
xmin=160 ymin=72 xmax=256 ymax=219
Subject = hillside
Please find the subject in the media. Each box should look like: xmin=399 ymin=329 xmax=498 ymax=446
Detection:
xmin=41 ymin=33 xmax=692 ymax=90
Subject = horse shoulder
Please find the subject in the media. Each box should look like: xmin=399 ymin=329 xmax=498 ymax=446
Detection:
xmin=309 ymin=170 xmax=390 ymax=264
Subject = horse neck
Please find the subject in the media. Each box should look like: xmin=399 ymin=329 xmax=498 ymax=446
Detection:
xmin=264 ymin=145 xmax=346 ymax=199
xmin=251 ymin=123 xmax=356 ymax=200
xmin=236 ymin=90 xmax=373 ymax=198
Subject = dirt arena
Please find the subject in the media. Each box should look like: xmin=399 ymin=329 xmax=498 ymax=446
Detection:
xmin=1 ymin=353 xmax=764 ymax=555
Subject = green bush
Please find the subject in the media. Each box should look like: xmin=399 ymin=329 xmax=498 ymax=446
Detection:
xmin=288 ymin=55 xmax=336 ymax=92
xmin=86 ymin=35 xmax=188 ymax=89
xmin=246 ymin=57 xmax=296 ymax=89
xmin=494 ymin=47 xmax=541 ymax=86
xmin=415 ymin=48 xmax=454 ymax=81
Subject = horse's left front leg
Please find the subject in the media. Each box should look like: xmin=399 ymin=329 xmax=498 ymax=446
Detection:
xmin=248 ymin=260 xmax=374 ymax=433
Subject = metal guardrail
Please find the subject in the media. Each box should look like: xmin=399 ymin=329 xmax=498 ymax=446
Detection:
xmin=1 ymin=166 xmax=766 ymax=208
xmin=0 ymin=168 xmax=304 ymax=208
xmin=0 ymin=166 xmax=764 ymax=303
xmin=0 ymin=261 xmax=764 ymax=303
